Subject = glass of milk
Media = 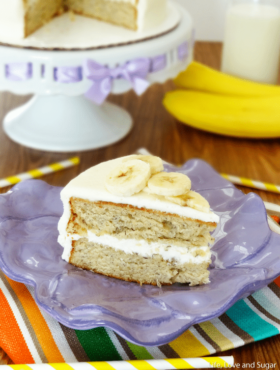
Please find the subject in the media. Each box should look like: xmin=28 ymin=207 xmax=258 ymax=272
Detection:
xmin=222 ymin=0 xmax=280 ymax=84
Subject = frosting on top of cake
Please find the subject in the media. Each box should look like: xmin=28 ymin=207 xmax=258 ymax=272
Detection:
xmin=58 ymin=156 xmax=219 ymax=238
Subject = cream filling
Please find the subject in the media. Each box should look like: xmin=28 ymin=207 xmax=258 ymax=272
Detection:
xmin=59 ymin=231 xmax=211 ymax=265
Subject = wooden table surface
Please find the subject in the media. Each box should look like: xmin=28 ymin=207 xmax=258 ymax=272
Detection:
xmin=0 ymin=42 xmax=280 ymax=367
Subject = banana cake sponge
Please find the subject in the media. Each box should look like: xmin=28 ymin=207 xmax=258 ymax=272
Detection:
xmin=58 ymin=155 xmax=219 ymax=286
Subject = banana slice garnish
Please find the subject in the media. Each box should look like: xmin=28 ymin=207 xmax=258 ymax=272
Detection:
xmin=106 ymin=158 xmax=210 ymax=213
xmin=166 ymin=192 xmax=190 ymax=206
xmin=186 ymin=191 xmax=210 ymax=213
xmin=123 ymin=155 xmax=163 ymax=175
xmin=142 ymin=186 xmax=153 ymax=194
xmin=167 ymin=190 xmax=210 ymax=213
xmin=147 ymin=172 xmax=191 ymax=196
xmin=105 ymin=160 xmax=151 ymax=197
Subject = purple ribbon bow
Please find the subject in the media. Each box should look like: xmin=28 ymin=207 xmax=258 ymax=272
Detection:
xmin=84 ymin=58 xmax=151 ymax=105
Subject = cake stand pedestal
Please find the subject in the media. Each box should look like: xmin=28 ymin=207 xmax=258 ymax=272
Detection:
xmin=4 ymin=96 xmax=132 ymax=152
xmin=0 ymin=4 xmax=193 ymax=152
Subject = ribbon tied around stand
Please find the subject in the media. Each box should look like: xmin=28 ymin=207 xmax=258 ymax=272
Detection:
xmin=84 ymin=58 xmax=151 ymax=105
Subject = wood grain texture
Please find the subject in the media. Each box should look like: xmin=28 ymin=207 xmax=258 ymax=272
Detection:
xmin=0 ymin=42 xmax=280 ymax=366
xmin=0 ymin=348 xmax=12 ymax=365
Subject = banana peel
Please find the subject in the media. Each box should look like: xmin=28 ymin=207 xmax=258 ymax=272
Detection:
xmin=163 ymin=90 xmax=280 ymax=138
xmin=174 ymin=61 xmax=280 ymax=98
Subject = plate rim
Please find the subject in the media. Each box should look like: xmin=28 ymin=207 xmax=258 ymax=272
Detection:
xmin=1 ymin=162 xmax=280 ymax=346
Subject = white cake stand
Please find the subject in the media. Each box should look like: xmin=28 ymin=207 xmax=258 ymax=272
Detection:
xmin=0 ymin=5 xmax=193 ymax=152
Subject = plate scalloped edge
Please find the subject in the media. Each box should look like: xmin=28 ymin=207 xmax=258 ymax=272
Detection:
xmin=1 ymin=159 xmax=280 ymax=346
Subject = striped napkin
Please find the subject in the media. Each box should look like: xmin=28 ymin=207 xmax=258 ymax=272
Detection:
xmin=0 ymin=270 xmax=280 ymax=365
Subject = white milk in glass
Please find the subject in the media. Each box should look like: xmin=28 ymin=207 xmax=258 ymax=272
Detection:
xmin=222 ymin=1 xmax=280 ymax=84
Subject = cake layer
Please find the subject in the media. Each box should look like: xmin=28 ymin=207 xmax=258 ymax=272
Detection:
xmin=66 ymin=197 xmax=215 ymax=246
xmin=69 ymin=238 xmax=210 ymax=286
xmin=66 ymin=0 xmax=138 ymax=30
xmin=60 ymin=230 xmax=211 ymax=264
xmin=25 ymin=0 xmax=64 ymax=37
xmin=0 ymin=0 xmax=64 ymax=39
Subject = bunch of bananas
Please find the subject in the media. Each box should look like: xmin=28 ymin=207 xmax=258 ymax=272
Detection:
xmin=163 ymin=62 xmax=280 ymax=138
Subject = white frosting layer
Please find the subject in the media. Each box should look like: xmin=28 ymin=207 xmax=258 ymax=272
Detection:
xmin=137 ymin=0 xmax=167 ymax=31
xmin=0 ymin=0 xmax=25 ymax=39
xmin=0 ymin=0 xmax=168 ymax=45
xmin=59 ymin=230 xmax=211 ymax=265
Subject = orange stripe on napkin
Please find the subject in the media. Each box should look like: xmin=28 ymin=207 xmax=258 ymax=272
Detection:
xmin=274 ymin=276 xmax=280 ymax=288
xmin=0 ymin=288 xmax=34 ymax=364
xmin=6 ymin=278 xmax=64 ymax=363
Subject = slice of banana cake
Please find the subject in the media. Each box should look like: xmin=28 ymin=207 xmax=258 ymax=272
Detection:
xmin=58 ymin=155 xmax=219 ymax=286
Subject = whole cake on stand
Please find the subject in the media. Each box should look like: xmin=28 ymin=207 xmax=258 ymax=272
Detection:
xmin=0 ymin=1 xmax=194 ymax=152
xmin=0 ymin=0 xmax=167 ymax=39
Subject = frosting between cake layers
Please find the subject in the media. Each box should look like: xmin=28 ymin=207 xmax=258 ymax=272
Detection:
xmin=58 ymin=156 xmax=219 ymax=242
xmin=59 ymin=230 xmax=211 ymax=265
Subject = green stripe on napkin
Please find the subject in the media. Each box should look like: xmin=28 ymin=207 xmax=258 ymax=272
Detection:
xmin=75 ymin=328 xmax=122 ymax=361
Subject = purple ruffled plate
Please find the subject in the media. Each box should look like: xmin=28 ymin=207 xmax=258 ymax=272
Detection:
xmin=1 ymin=159 xmax=280 ymax=346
